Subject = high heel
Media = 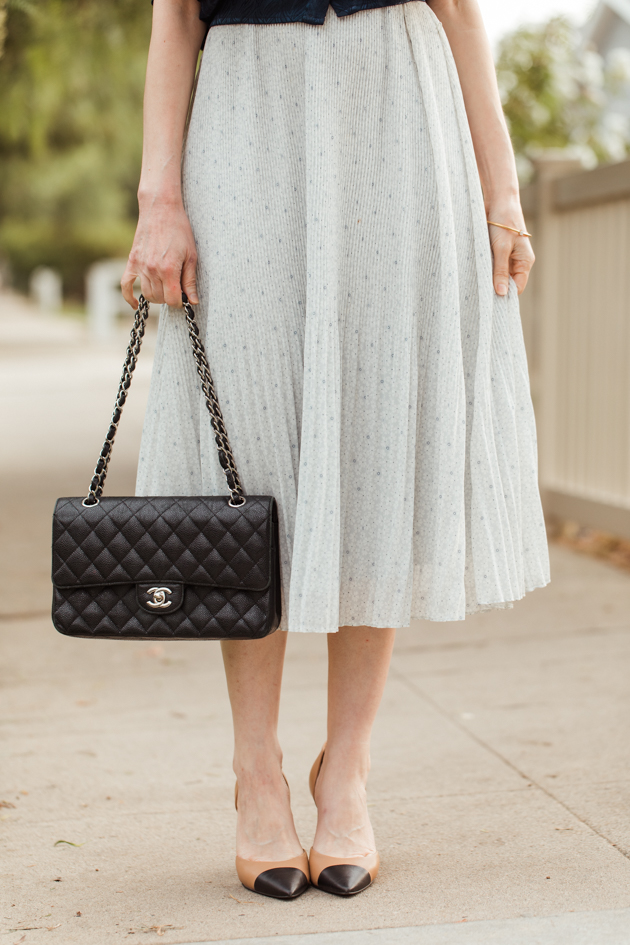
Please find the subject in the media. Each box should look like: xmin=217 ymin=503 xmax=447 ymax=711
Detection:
xmin=308 ymin=745 xmax=380 ymax=896
xmin=234 ymin=778 xmax=310 ymax=900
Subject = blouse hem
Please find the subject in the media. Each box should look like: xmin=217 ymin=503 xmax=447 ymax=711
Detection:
xmin=201 ymin=0 xmax=422 ymax=28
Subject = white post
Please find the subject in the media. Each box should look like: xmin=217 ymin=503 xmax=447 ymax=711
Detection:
xmin=29 ymin=266 xmax=63 ymax=313
xmin=85 ymin=259 xmax=129 ymax=340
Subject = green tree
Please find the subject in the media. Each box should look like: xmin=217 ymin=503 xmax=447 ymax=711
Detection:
xmin=496 ymin=16 xmax=630 ymax=182
xmin=0 ymin=0 xmax=151 ymax=296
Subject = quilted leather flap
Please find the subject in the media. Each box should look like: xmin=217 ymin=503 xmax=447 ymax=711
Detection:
xmin=52 ymin=495 xmax=276 ymax=590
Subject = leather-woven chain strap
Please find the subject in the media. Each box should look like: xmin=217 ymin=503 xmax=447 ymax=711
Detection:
xmin=83 ymin=293 xmax=245 ymax=508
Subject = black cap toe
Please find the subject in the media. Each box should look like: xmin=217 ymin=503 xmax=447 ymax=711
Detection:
xmin=316 ymin=864 xmax=372 ymax=896
xmin=254 ymin=866 xmax=309 ymax=899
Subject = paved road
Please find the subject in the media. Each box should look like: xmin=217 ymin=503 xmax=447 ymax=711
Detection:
xmin=2 ymin=292 xmax=630 ymax=944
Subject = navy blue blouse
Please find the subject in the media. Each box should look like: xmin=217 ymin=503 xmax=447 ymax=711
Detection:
xmin=199 ymin=0 xmax=423 ymax=28
xmin=152 ymin=0 xmax=426 ymax=30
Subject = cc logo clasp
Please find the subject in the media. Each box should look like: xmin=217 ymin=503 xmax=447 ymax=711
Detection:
xmin=146 ymin=586 xmax=173 ymax=609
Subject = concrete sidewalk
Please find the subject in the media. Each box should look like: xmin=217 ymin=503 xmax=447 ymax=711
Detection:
xmin=2 ymin=292 xmax=630 ymax=945
xmin=184 ymin=910 xmax=630 ymax=944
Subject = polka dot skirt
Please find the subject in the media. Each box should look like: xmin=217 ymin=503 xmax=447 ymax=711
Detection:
xmin=136 ymin=1 xmax=550 ymax=631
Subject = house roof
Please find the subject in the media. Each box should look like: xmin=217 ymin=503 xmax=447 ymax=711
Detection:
xmin=585 ymin=0 xmax=630 ymax=47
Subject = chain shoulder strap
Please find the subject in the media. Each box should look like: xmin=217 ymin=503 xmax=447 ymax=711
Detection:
xmin=83 ymin=293 xmax=245 ymax=508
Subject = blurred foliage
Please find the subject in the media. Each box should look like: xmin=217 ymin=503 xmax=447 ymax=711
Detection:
xmin=0 ymin=0 xmax=151 ymax=296
xmin=497 ymin=16 xmax=630 ymax=182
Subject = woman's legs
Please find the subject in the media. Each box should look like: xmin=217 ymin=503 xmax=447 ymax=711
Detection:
xmin=221 ymin=630 xmax=303 ymax=862
xmin=222 ymin=625 xmax=395 ymax=862
xmin=312 ymin=626 xmax=396 ymax=856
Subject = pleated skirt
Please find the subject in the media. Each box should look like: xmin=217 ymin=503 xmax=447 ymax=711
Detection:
xmin=136 ymin=0 xmax=551 ymax=631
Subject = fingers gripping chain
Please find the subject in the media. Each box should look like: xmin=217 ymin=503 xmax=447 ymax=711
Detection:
xmin=83 ymin=294 xmax=245 ymax=509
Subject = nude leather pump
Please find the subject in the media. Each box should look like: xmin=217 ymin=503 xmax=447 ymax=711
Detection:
xmin=234 ymin=779 xmax=310 ymax=900
xmin=308 ymin=745 xmax=380 ymax=896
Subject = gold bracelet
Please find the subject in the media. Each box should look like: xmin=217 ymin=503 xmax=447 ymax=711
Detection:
xmin=487 ymin=220 xmax=532 ymax=238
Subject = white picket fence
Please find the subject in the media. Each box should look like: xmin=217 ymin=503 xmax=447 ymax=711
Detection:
xmin=520 ymin=155 xmax=630 ymax=539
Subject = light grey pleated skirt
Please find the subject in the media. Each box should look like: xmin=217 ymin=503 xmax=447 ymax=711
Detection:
xmin=136 ymin=0 xmax=550 ymax=632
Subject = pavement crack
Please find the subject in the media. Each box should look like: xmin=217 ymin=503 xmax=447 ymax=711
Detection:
xmin=390 ymin=664 xmax=630 ymax=863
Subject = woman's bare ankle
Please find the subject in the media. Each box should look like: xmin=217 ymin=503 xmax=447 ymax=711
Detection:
xmin=317 ymin=740 xmax=371 ymax=792
xmin=233 ymin=741 xmax=284 ymax=786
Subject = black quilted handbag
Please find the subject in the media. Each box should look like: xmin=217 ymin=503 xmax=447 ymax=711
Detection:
xmin=51 ymin=294 xmax=281 ymax=641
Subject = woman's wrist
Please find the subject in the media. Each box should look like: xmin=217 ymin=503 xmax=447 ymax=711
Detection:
xmin=485 ymin=194 xmax=525 ymax=229
xmin=138 ymin=180 xmax=183 ymax=211
xmin=478 ymin=155 xmax=521 ymax=217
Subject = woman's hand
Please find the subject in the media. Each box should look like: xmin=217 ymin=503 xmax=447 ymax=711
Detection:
xmin=487 ymin=204 xmax=535 ymax=297
xmin=121 ymin=196 xmax=199 ymax=310
xmin=121 ymin=0 xmax=206 ymax=310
